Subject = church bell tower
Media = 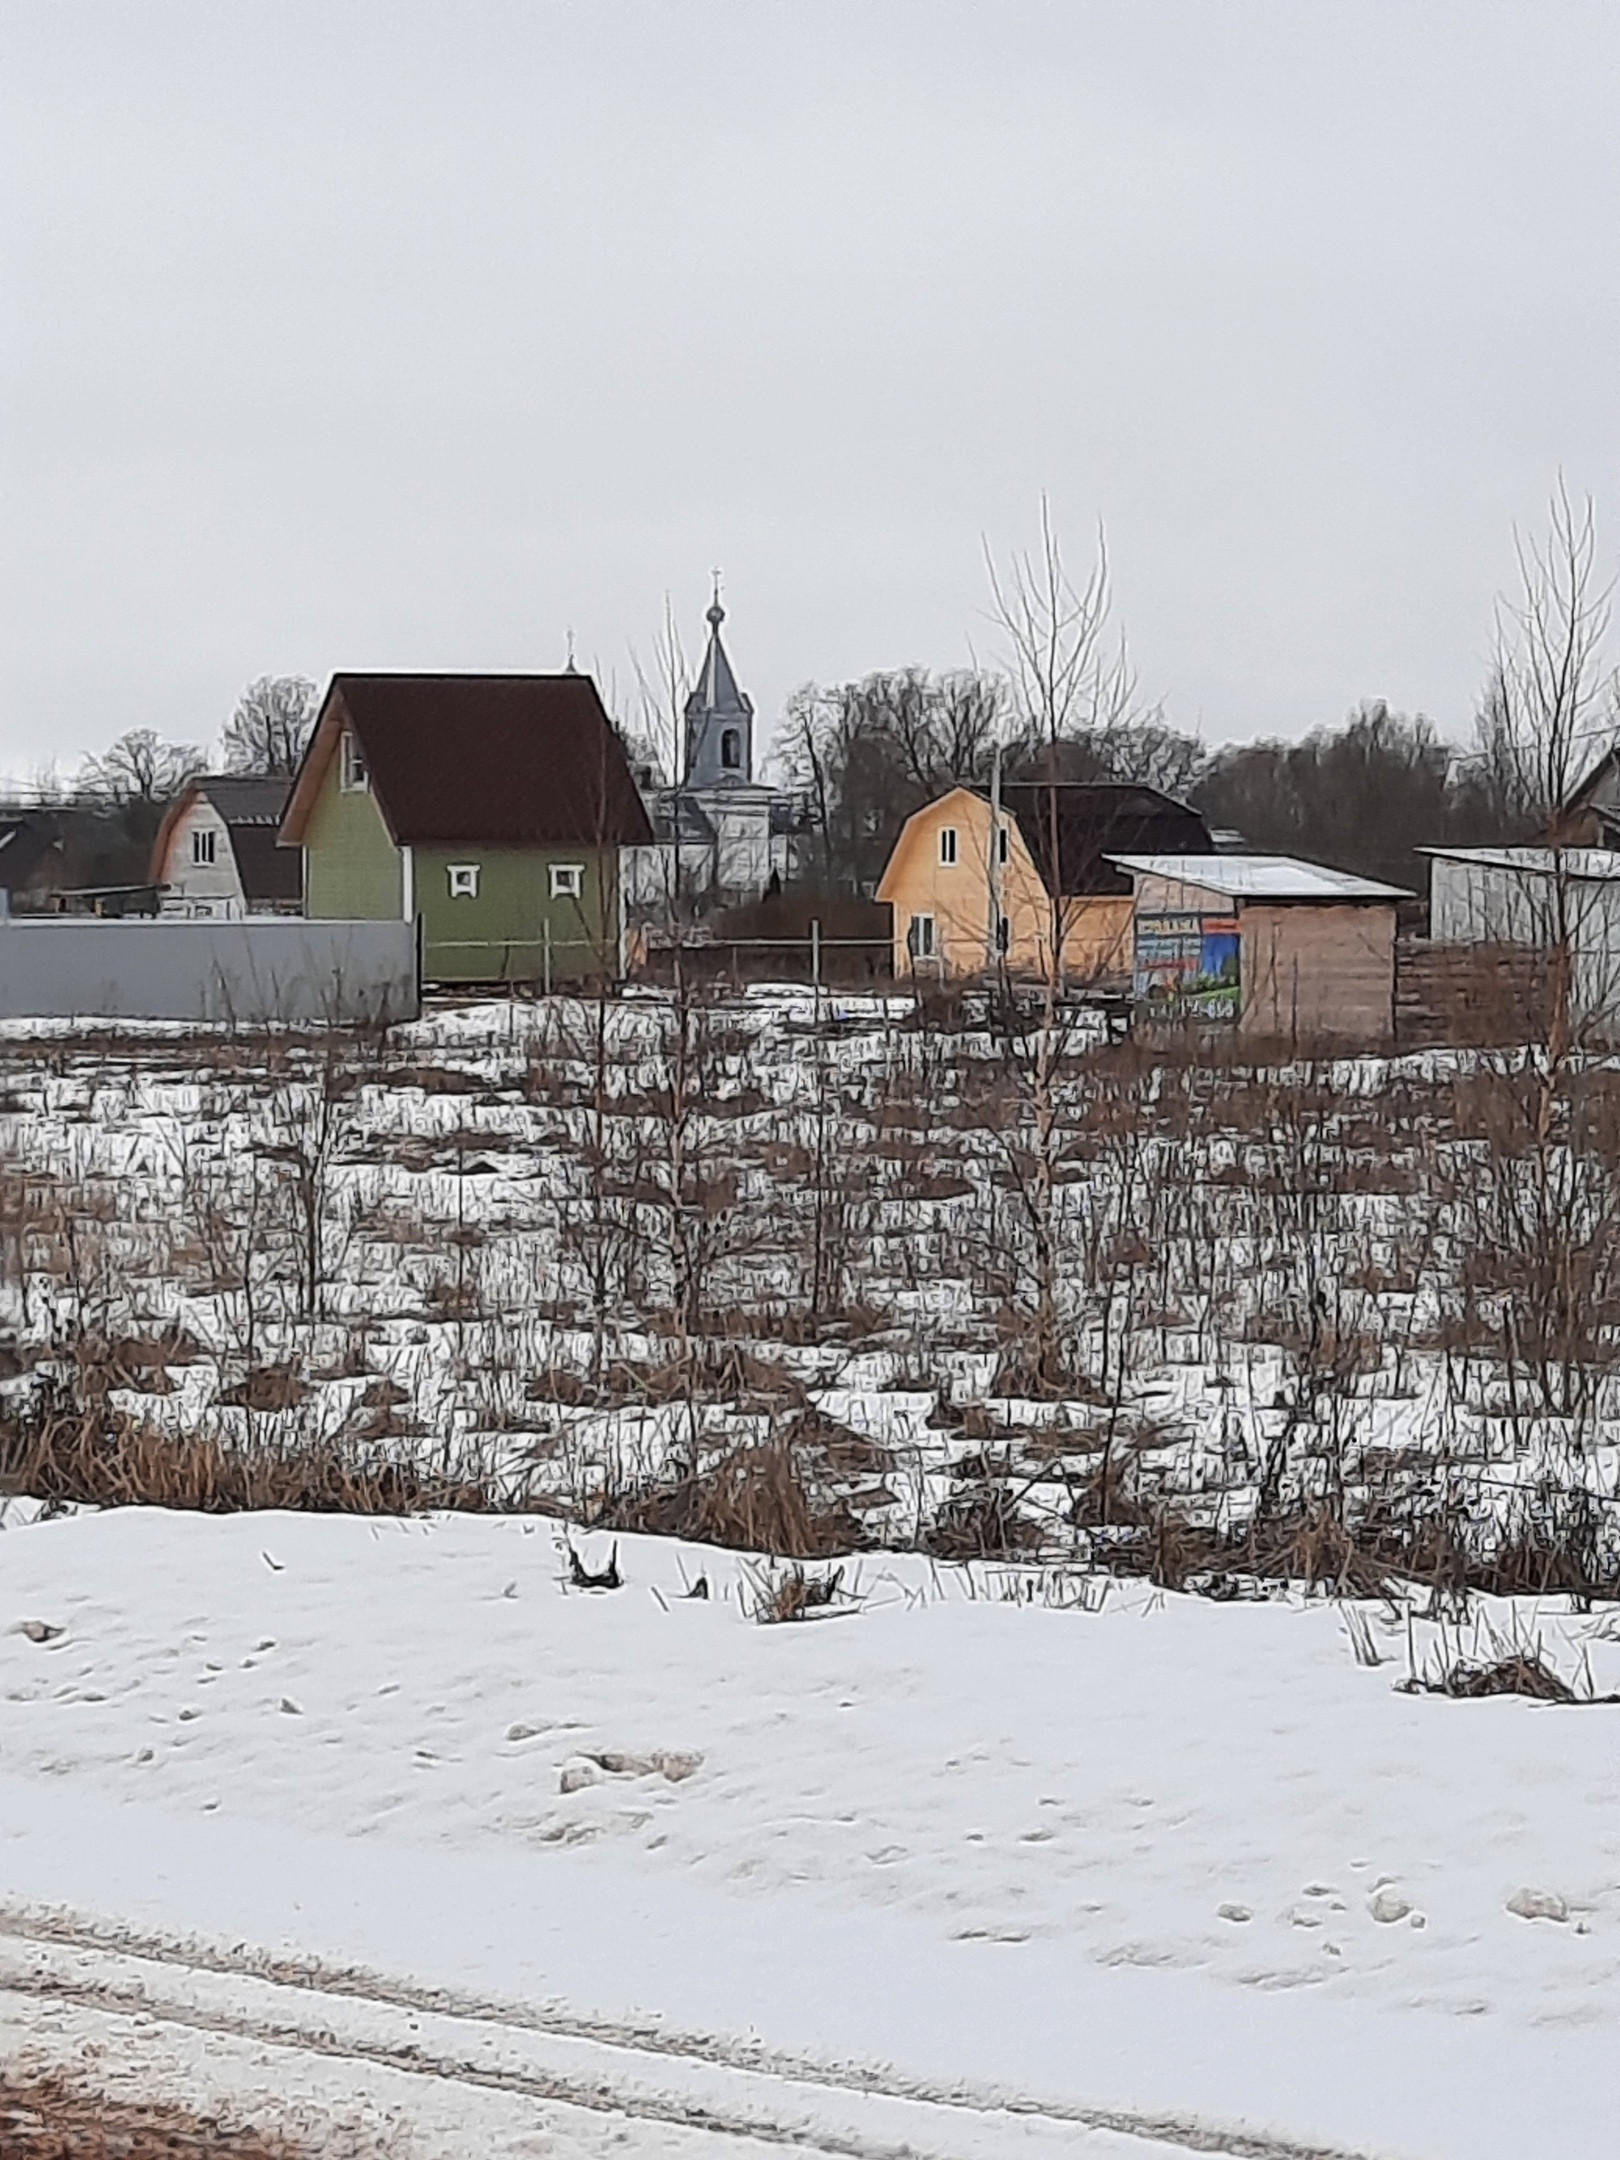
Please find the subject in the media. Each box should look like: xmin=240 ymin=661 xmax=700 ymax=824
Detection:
xmin=682 ymin=590 xmax=755 ymax=788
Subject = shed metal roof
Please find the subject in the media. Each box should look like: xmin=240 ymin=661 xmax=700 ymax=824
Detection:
xmin=1105 ymin=853 xmax=1410 ymax=901
xmin=1419 ymin=845 xmax=1620 ymax=881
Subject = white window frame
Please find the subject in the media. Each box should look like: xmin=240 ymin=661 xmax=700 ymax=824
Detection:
xmin=191 ymin=827 xmax=217 ymax=867
xmin=340 ymin=732 xmax=368 ymax=792
xmin=938 ymin=826 xmax=958 ymax=866
xmin=550 ymin=861 xmax=584 ymax=899
xmin=447 ymin=862 xmax=480 ymax=899
xmin=910 ymin=912 xmax=936 ymax=959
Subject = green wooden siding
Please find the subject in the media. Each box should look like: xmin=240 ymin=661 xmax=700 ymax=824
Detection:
xmin=417 ymin=846 xmax=619 ymax=984
xmin=302 ymin=766 xmax=402 ymax=920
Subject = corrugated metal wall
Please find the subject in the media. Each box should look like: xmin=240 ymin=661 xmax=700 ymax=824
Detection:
xmin=1428 ymin=859 xmax=1620 ymax=1039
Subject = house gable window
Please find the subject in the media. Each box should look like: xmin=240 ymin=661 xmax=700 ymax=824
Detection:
xmin=720 ymin=729 xmax=741 ymax=771
xmin=908 ymin=912 xmax=936 ymax=959
xmin=191 ymin=828 xmax=217 ymax=868
xmin=995 ymin=913 xmax=1011 ymax=955
xmin=340 ymin=733 xmax=368 ymax=793
xmin=447 ymin=863 xmax=480 ymax=898
xmin=939 ymin=827 xmax=958 ymax=866
xmin=550 ymin=862 xmax=584 ymax=899
xmin=997 ymin=825 xmax=1009 ymax=865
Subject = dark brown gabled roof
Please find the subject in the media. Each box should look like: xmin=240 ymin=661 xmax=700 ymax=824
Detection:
xmin=1000 ymin=782 xmax=1213 ymax=898
xmin=198 ymin=776 xmax=293 ymax=827
xmin=280 ymin=674 xmax=654 ymax=851
xmin=0 ymin=812 xmax=66 ymax=892
xmin=230 ymin=821 xmax=303 ymax=904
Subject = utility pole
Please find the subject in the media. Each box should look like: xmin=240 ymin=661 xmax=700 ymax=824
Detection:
xmin=987 ymin=741 xmax=1004 ymax=971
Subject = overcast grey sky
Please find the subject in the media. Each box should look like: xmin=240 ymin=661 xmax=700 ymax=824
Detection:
xmin=3 ymin=1 xmax=1618 ymax=780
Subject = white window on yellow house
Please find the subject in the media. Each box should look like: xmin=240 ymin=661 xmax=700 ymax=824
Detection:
xmin=550 ymin=862 xmax=584 ymax=899
xmin=447 ymin=863 xmax=480 ymax=898
xmin=908 ymin=912 xmax=936 ymax=959
xmin=341 ymin=733 xmax=369 ymax=792
xmin=938 ymin=827 xmax=958 ymax=866
xmin=191 ymin=828 xmax=216 ymax=867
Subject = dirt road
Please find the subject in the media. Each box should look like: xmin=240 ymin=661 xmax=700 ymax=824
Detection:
xmin=0 ymin=1908 xmax=1366 ymax=2160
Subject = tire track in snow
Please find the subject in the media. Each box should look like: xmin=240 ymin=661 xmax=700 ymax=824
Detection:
xmin=0 ymin=1907 xmax=1370 ymax=2160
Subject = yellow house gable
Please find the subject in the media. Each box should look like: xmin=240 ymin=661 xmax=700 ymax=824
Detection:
xmin=877 ymin=786 xmax=1135 ymax=984
xmin=878 ymin=789 xmax=998 ymax=976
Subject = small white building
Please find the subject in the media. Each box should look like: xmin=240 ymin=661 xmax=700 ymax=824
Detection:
xmin=150 ymin=777 xmax=302 ymax=919
xmin=1423 ymin=845 xmax=1620 ymax=1040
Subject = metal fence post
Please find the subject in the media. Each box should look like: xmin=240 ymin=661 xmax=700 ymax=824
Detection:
xmin=543 ymin=918 xmax=553 ymax=998
xmin=810 ymin=917 xmax=822 ymax=1024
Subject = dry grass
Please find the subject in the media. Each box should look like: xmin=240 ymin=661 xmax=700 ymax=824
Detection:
xmin=922 ymin=1480 xmax=1046 ymax=1561
xmin=0 ymin=2072 xmax=318 ymax=2157
xmin=1426 ymin=1653 xmax=1579 ymax=1702
xmin=7 ymin=1004 xmax=1620 ymax=1602
xmin=597 ymin=1428 xmax=865 ymax=1558
xmin=748 ymin=1561 xmax=848 ymax=1622
xmin=0 ymin=1391 xmax=497 ymax=1517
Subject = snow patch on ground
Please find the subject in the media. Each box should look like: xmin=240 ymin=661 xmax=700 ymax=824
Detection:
xmin=0 ymin=1507 xmax=1614 ymax=2157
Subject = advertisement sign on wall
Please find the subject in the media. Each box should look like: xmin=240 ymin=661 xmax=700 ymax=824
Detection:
xmin=1134 ymin=911 xmax=1241 ymax=1020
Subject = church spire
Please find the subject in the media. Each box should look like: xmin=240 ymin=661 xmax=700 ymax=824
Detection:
xmin=683 ymin=581 xmax=754 ymax=787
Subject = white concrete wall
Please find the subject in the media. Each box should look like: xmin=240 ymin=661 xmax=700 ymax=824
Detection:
xmin=0 ymin=919 xmax=418 ymax=1024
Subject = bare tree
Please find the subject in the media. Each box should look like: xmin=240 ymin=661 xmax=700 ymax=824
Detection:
xmin=778 ymin=669 xmax=1009 ymax=890
xmin=1445 ymin=487 xmax=1620 ymax=1445
xmin=975 ymin=502 xmax=1143 ymax=1388
xmin=81 ymin=729 xmax=204 ymax=805
xmin=1463 ymin=483 xmax=1620 ymax=1051
xmin=623 ymin=597 xmax=699 ymax=922
xmin=985 ymin=501 xmax=1141 ymax=987
xmin=223 ymin=676 xmax=319 ymax=777
xmin=1477 ymin=478 xmax=1616 ymax=827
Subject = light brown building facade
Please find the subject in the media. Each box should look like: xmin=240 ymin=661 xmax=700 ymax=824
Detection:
xmin=1108 ymin=855 xmax=1408 ymax=1045
xmin=876 ymin=788 xmax=1134 ymax=982
xmin=877 ymin=783 xmax=1216 ymax=987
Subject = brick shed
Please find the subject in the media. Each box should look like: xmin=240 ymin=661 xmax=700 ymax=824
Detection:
xmin=1105 ymin=854 xmax=1410 ymax=1047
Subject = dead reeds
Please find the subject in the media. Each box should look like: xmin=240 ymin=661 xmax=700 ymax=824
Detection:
xmin=0 ymin=1384 xmax=497 ymax=1517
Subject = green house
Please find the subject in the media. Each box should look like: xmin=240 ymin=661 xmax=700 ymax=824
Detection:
xmin=279 ymin=674 xmax=654 ymax=986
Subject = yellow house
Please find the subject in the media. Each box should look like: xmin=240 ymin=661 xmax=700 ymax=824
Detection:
xmin=876 ymin=781 xmax=1214 ymax=985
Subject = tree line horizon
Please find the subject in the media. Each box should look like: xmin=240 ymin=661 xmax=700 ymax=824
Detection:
xmin=8 ymin=483 xmax=1611 ymax=903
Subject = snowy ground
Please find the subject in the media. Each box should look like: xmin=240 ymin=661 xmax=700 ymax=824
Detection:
xmin=1 ymin=1505 xmax=1615 ymax=2158
xmin=3 ymin=990 xmax=1616 ymax=1583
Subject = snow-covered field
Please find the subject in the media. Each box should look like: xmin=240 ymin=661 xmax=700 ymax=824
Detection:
xmin=1 ymin=989 xmax=1615 ymax=1579
xmin=0 ymin=995 xmax=1617 ymax=2152
xmin=0 ymin=1506 xmax=1615 ymax=2158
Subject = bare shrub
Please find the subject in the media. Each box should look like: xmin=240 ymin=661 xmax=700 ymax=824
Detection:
xmin=921 ymin=1479 xmax=1045 ymax=1561
xmin=596 ymin=1422 xmax=866 ymax=1558
xmin=0 ymin=1380 xmax=496 ymax=1516
xmin=748 ymin=1561 xmax=849 ymax=1623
